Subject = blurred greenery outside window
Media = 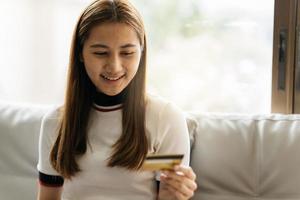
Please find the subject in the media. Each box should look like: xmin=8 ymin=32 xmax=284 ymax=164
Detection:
xmin=132 ymin=0 xmax=274 ymax=113
xmin=0 ymin=0 xmax=274 ymax=113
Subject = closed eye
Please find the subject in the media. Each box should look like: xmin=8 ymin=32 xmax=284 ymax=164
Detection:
xmin=94 ymin=52 xmax=108 ymax=56
xmin=121 ymin=52 xmax=135 ymax=56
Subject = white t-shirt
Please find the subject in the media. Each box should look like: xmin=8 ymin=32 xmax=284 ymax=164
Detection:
xmin=37 ymin=93 xmax=190 ymax=200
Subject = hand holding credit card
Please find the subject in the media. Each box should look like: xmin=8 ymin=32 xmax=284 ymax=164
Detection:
xmin=141 ymin=154 xmax=184 ymax=171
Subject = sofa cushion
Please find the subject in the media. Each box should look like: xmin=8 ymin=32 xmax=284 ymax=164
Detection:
xmin=187 ymin=113 xmax=300 ymax=200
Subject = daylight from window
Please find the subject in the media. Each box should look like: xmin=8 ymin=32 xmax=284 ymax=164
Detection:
xmin=0 ymin=0 xmax=274 ymax=113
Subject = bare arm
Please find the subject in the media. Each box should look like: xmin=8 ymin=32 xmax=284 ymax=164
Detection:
xmin=37 ymin=184 xmax=63 ymax=200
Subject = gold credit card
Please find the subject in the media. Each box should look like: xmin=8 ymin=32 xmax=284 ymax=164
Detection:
xmin=141 ymin=154 xmax=184 ymax=171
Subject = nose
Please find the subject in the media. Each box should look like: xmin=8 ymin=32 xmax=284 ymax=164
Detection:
xmin=105 ymin=53 xmax=122 ymax=74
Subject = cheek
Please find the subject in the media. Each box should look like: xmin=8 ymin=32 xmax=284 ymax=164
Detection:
xmin=83 ymin=54 xmax=102 ymax=72
xmin=84 ymin=61 xmax=96 ymax=74
xmin=125 ymin=60 xmax=140 ymax=79
xmin=84 ymin=61 xmax=101 ymax=81
xmin=82 ymin=50 xmax=98 ymax=70
xmin=129 ymin=54 xmax=142 ymax=73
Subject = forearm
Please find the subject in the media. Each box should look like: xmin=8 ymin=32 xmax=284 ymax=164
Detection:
xmin=37 ymin=184 xmax=62 ymax=200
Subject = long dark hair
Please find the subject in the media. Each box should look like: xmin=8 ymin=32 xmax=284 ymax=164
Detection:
xmin=50 ymin=0 xmax=148 ymax=179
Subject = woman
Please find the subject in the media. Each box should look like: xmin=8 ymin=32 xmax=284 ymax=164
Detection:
xmin=37 ymin=0 xmax=197 ymax=199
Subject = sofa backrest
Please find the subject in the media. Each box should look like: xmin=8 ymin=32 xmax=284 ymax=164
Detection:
xmin=0 ymin=102 xmax=50 ymax=199
xmin=1 ymin=102 xmax=300 ymax=200
xmin=186 ymin=113 xmax=300 ymax=200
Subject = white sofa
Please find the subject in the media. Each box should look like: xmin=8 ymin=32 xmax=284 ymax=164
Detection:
xmin=1 ymin=102 xmax=300 ymax=200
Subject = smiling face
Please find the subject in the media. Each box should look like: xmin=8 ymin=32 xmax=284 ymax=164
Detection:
xmin=82 ymin=22 xmax=142 ymax=96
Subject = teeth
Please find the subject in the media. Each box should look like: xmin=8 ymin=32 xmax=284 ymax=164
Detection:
xmin=102 ymin=75 xmax=124 ymax=81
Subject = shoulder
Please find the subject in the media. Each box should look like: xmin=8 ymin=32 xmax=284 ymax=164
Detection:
xmin=42 ymin=106 xmax=61 ymax=121
xmin=146 ymin=92 xmax=184 ymax=119
xmin=40 ymin=106 xmax=62 ymax=139
xmin=145 ymin=92 xmax=186 ymax=133
xmin=146 ymin=92 xmax=169 ymax=112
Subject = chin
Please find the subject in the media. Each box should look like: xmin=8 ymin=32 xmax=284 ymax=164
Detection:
xmin=107 ymin=92 xmax=120 ymax=96
xmin=101 ymin=89 xmax=122 ymax=96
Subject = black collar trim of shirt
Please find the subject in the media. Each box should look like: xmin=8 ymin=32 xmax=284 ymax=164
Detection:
xmin=94 ymin=88 xmax=127 ymax=107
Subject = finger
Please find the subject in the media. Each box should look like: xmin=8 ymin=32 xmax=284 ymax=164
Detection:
xmin=162 ymin=170 xmax=197 ymax=191
xmin=165 ymin=183 xmax=188 ymax=200
xmin=174 ymin=165 xmax=197 ymax=181
xmin=161 ymin=175 xmax=194 ymax=198
xmin=163 ymin=175 xmax=197 ymax=195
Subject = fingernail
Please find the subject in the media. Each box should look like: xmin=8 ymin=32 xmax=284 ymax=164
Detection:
xmin=163 ymin=170 xmax=169 ymax=175
xmin=174 ymin=165 xmax=180 ymax=170
xmin=160 ymin=174 xmax=166 ymax=181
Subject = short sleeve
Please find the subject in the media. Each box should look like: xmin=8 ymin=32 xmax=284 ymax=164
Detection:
xmin=37 ymin=109 xmax=61 ymax=176
xmin=155 ymin=102 xmax=190 ymax=166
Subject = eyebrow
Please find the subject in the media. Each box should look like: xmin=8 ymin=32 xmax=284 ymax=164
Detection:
xmin=89 ymin=43 xmax=137 ymax=49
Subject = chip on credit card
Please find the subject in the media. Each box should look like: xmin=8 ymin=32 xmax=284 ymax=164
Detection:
xmin=141 ymin=154 xmax=184 ymax=171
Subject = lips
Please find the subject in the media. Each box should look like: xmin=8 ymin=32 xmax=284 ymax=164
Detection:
xmin=101 ymin=74 xmax=125 ymax=81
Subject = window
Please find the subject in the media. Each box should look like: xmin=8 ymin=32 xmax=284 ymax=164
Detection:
xmin=133 ymin=0 xmax=274 ymax=113
xmin=0 ymin=0 xmax=275 ymax=113
xmin=272 ymin=0 xmax=300 ymax=114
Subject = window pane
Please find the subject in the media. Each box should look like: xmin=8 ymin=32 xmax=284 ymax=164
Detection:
xmin=0 ymin=0 xmax=274 ymax=114
xmin=133 ymin=0 xmax=274 ymax=113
